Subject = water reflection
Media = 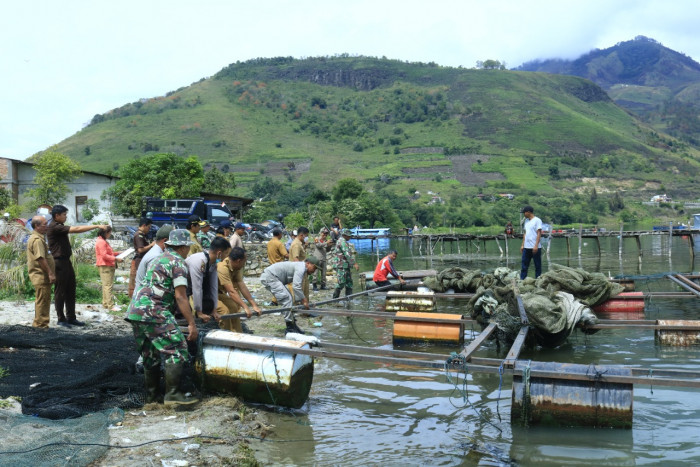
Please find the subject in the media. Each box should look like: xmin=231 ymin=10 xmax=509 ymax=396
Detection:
xmin=255 ymin=236 xmax=700 ymax=465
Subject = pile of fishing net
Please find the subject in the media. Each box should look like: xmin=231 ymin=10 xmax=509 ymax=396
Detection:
xmin=423 ymin=264 xmax=625 ymax=348
xmin=0 ymin=324 xmax=143 ymax=464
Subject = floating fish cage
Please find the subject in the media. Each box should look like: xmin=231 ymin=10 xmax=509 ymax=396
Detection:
xmin=385 ymin=291 xmax=437 ymax=313
xmin=511 ymin=361 xmax=633 ymax=429
xmin=593 ymin=292 xmax=645 ymax=314
xmin=196 ymin=330 xmax=314 ymax=408
xmin=656 ymin=320 xmax=700 ymax=346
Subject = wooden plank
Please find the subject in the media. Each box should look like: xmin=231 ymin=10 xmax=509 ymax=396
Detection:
xmin=460 ymin=322 xmax=497 ymax=361
xmin=503 ymin=326 xmax=529 ymax=368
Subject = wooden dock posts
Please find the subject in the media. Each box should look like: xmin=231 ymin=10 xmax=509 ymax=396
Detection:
xmin=402 ymin=226 xmax=700 ymax=259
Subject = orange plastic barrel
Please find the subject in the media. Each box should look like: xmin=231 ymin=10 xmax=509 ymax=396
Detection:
xmin=593 ymin=292 xmax=645 ymax=314
xmin=392 ymin=312 xmax=464 ymax=345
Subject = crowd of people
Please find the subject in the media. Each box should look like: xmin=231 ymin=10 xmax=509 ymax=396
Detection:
xmin=25 ymin=206 xmax=411 ymax=406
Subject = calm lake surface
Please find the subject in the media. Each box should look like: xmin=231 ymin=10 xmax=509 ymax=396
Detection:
xmin=254 ymin=234 xmax=700 ymax=466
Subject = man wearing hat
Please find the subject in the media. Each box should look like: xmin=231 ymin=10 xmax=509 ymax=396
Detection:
xmin=330 ymin=228 xmax=359 ymax=299
xmin=129 ymin=217 xmax=155 ymax=297
xmin=259 ymin=256 xmax=319 ymax=334
xmin=126 ymin=229 xmax=199 ymax=406
xmin=520 ymin=205 xmax=543 ymax=279
xmin=229 ymin=222 xmax=246 ymax=250
xmin=133 ymin=224 xmax=173 ymax=298
xmin=197 ymin=220 xmax=212 ymax=249
xmin=186 ymin=215 xmax=203 ymax=257
xmin=46 ymin=205 xmax=108 ymax=326
xmin=216 ymin=220 xmax=233 ymax=239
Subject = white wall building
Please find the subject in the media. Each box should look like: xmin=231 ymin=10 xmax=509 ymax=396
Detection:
xmin=0 ymin=157 xmax=117 ymax=224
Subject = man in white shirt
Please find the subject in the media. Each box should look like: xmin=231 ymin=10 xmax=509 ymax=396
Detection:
xmin=520 ymin=205 xmax=543 ymax=279
xmin=132 ymin=225 xmax=173 ymax=298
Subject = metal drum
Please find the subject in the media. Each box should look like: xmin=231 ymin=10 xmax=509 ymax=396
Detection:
xmin=511 ymin=361 xmax=633 ymax=428
xmin=392 ymin=312 xmax=464 ymax=345
xmin=196 ymin=330 xmax=314 ymax=409
xmin=656 ymin=320 xmax=700 ymax=346
xmin=593 ymin=292 xmax=645 ymax=314
xmin=385 ymin=291 xmax=437 ymax=313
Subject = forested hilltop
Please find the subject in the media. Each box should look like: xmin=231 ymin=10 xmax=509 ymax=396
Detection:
xmin=47 ymin=54 xmax=700 ymax=230
xmin=517 ymin=36 xmax=700 ymax=147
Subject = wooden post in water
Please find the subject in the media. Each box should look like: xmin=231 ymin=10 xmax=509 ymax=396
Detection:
xmin=505 ymin=234 xmax=509 ymax=258
xmin=566 ymin=236 xmax=571 ymax=257
xmin=578 ymin=224 xmax=583 ymax=256
xmin=669 ymin=221 xmax=673 ymax=257
xmin=495 ymin=236 xmax=504 ymax=256
xmin=689 ymin=233 xmax=695 ymax=260
xmin=619 ymin=223 xmax=623 ymax=257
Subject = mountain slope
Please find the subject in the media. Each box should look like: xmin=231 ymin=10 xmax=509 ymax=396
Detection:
xmin=50 ymin=56 xmax=700 ymax=199
xmin=516 ymin=36 xmax=700 ymax=144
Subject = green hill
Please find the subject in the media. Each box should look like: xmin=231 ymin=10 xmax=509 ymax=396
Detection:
xmin=516 ymin=36 xmax=700 ymax=146
xmin=51 ymin=55 xmax=700 ymax=202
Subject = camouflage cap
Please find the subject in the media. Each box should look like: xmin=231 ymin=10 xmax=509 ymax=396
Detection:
xmin=165 ymin=229 xmax=194 ymax=247
xmin=305 ymin=256 xmax=320 ymax=266
xmin=341 ymin=228 xmax=353 ymax=236
xmin=155 ymin=224 xmax=174 ymax=240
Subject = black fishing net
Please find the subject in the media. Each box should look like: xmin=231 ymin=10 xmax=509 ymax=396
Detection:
xmin=0 ymin=324 xmax=144 ymax=419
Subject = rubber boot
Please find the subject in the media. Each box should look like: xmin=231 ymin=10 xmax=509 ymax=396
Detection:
xmin=345 ymin=287 xmax=353 ymax=297
xmin=143 ymin=363 xmax=162 ymax=404
xmin=164 ymin=362 xmax=199 ymax=406
xmin=285 ymin=320 xmax=306 ymax=335
xmin=333 ymin=288 xmax=341 ymax=299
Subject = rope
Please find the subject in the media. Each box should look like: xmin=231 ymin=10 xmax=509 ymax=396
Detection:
xmin=260 ymin=350 xmax=283 ymax=407
xmin=443 ymin=353 xmax=502 ymax=433
xmin=648 ymin=368 xmax=654 ymax=395
xmin=496 ymin=360 xmax=504 ymax=423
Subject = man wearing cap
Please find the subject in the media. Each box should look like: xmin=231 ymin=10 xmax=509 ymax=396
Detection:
xmin=217 ymin=246 xmax=262 ymax=332
xmin=331 ymin=228 xmax=359 ymax=299
xmin=129 ymin=217 xmax=155 ymax=297
xmin=197 ymin=220 xmax=212 ymax=250
xmin=47 ymin=205 xmax=107 ymax=327
xmin=126 ymin=229 xmax=199 ymax=406
xmin=27 ymin=215 xmax=55 ymax=328
xmin=229 ymin=222 xmax=246 ymax=250
xmin=267 ymin=228 xmax=288 ymax=264
xmin=216 ymin=220 xmax=233 ymax=239
xmin=186 ymin=236 xmax=230 ymax=324
xmin=260 ymin=256 xmax=319 ymax=334
xmin=311 ymin=228 xmax=331 ymax=291
xmin=186 ymin=215 xmax=203 ymax=257
xmin=520 ymin=205 xmax=543 ymax=279
xmin=289 ymin=226 xmax=311 ymax=301
xmin=133 ymin=225 xmax=173 ymax=297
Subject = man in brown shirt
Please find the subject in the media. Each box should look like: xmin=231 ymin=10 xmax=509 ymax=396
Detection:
xmin=27 ymin=215 xmax=55 ymax=328
xmin=217 ymin=246 xmax=261 ymax=332
xmin=46 ymin=205 xmax=107 ymax=327
xmin=266 ymin=228 xmax=288 ymax=264
xmin=129 ymin=217 xmax=154 ymax=297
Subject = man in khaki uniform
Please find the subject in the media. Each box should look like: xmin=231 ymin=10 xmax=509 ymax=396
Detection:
xmin=27 ymin=215 xmax=56 ymax=328
xmin=289 ymin=226 xmax=310 ymax=301
xmin=186 ymin=215 xmax=203 ymax=257
xmin=267 ymin=228 xmax=288 ymax=264
xmin=217 ymin=247 xmax=261 ymax=332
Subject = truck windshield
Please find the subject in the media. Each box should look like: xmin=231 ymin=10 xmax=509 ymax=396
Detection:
xmin=210 ymin=206 xmax=232 ymax=224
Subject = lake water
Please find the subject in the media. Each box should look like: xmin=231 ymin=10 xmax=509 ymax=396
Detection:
xmin=254 ymin=234 xmax=700 ymax=466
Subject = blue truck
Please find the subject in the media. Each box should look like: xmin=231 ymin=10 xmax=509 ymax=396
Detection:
xmin=142 ymin=197 xmax=234 ymax=228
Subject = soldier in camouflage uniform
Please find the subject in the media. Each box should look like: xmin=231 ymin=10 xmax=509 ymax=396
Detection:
xmin=126 ymin=229 xmax=199 ymax=406
xmin=331 ymin=228 xmax=359 ymax=299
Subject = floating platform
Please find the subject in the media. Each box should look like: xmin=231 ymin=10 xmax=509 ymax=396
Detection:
xmin=196 ymin=331 xmax=314 ymax=408
xmin=593 ymin=292 xmax=645 ymax=314
xmin=393 ymin=311 xmax=464 ymax=345
xmin=385 ymin=291 xmax=436 ymax=313
xmin=656 ymin=320 xmax=700 ymax=346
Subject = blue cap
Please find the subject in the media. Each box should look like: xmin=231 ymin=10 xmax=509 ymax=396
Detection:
xmin=234 ymin=222 xmax=245 ymax=230
xmin=219 ymin=220 xmax=232 ymax=228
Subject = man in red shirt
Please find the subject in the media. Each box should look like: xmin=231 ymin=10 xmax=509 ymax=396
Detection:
xmin=372 ymin=250 xmax=406 ymax=288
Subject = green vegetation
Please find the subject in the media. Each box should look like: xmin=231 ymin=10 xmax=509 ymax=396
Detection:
xmin=40 ymin=55 xmax=700 ymax=229
xmin=26 ymin=148 xmax=82 ymax=209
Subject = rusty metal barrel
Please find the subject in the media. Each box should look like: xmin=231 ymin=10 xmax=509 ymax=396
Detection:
xmin=593 ymin=292 xmax=645 ymax=314
xmin=195 ymin=330 xmax=314 ymax=409
xmin=385 ymin=291 xmax=436 ymax=313
xmin=656 ymin=320 xmax=700 ymax=346
xmin=511 ymin=361 xmax=633 ymax=428
xmin=392 ymin=312 xmax=464 ymax=345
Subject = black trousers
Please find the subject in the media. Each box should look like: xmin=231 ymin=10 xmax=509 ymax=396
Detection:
xmin=54 ymin=258 xmax=76 ymax=321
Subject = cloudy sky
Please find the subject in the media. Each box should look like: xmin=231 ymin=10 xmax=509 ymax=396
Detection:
xmin=2 ymin=0 xmax=698 ymax=160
